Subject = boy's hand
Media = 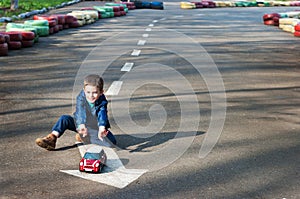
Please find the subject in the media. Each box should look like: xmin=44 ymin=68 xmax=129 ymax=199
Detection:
xmin=98 ymin=126 xmax=108 ymax=141
xmin=77 ymin=124 xmax=88 ymax=137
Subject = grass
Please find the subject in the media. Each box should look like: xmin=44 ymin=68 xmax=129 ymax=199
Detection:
xmin=0 ymin=0 xmax=72 ymax=18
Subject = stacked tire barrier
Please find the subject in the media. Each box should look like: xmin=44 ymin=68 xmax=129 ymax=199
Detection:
xmin=181 ymin=0 xmax=300 ymax=9
xmin=0 ymin=2 xmax=137 ymax=56
xmin=263 ymin=11 xmax=300 ymax=37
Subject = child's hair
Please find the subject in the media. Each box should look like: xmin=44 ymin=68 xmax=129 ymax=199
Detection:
xmin=84 ymin=74 xmax=104 ymax=91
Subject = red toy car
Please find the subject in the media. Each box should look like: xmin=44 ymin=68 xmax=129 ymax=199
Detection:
xmin=79 ymin=145 xmax=107 ymax=173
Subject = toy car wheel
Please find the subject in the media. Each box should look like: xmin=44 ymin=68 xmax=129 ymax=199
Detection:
xmin=98 ymin=163 xmax=105 ymax=173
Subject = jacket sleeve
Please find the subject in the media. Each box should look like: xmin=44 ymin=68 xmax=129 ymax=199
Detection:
xmin=97 ymin=95 xmax=109 ymax=127
xmin=74 ymin=90 xmax=87 ymax=128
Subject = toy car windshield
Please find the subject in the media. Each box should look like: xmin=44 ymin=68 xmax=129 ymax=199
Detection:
xmin=83 ymin=152 xmax=101 ymax=160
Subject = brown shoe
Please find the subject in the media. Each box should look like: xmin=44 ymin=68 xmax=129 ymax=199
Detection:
xmin=75 ymin=133 xmax=83 ymax=142
xmin=75 ymin=133 xmax=90 ymax=144
xmin=35 ymin=134 xmax=57 ymax=150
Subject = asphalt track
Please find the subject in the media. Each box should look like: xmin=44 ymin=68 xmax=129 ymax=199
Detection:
xmin=0 ymin=1 xmax=300 ymax=199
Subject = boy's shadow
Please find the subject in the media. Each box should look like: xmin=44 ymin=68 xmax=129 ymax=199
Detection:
xmin=54 ymin=144 xmax=79 ymax=151
xmin=115 ymin=131 xmax=205 ymax=153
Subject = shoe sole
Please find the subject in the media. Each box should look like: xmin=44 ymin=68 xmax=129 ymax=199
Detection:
xmin=35 ymin=139 xmax=55 ymax=151
xmin=75 ymin=134 xmax=83 ymax=142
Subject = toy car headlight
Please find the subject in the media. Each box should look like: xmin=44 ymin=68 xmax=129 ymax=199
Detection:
xmin=80 ymin=161 xmax=83 ymax=166
xmin=95 ymin=163 xmax=99 ymax=167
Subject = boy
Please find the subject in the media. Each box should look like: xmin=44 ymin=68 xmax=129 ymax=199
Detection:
xmin=35 ymin=74 xmax=116 ymax=150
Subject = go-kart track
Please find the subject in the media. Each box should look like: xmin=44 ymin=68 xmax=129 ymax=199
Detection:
xmin=0 ymin=1 xmax=299 ymax=198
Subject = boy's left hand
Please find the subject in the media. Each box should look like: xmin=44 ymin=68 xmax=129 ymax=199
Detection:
xmin=98 ymin=126 xmax=108 ymax=141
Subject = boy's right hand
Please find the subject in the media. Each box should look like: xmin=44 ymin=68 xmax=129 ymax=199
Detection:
xmin=77 ymin=124 xmax=88 ymax=137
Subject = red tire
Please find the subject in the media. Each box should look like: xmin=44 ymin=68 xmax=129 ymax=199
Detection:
xmin=65 ymin=15 xmax=75 ymax=24
xmin=2 ymin=34 xmax=10 ymax=43
xmin=263 ymin=13 xmax=280 ymax=21
xmin=33 ymin=15 xmax=50 ymax=20
xmin=112 ymin=6 xmax=120 ymax=12
xmin=0 ymin=43 xmax=8 ymax=56
xmin=58 ymin=24 xmax=63 ymax=31
xmin=8 ymin=41 xmax=22 ymax=50
xmin=49 ymin=27 xmax=54 ymax=35
xmin=21 ymin=40 xmax=34 ymax=48
xmin=48 ymin=20 xmax=57 ymax=27
xmin=63 ymin=24 xmax=69 ymax=29
xmin=70 ymin=21 xmax=80 ymax=28
xmin=295 ymin=24 xmax=300 ymax=31
xmin=0 ymin=34 xmax=5 ymax=44
xmin=264 ymin=20 xmax=275 ymax=25
xmin=114 ymin=12 xmax=121 ymax=17
xmin=4 ymin=32 xmax=22 ymax=41
xmin=273 ymin=16 xmax=279 ymax=23
xmin=51 ymin=15 xmax=65 ymax=25
xmin=21 ymin=31 xmax=35 ymax=41
xmin=53 ymin=25 xmax=60 ymax=33
xmin=34 ymin=15 xmax=58 ymax=23
xmin=294 ymin=31 xmax=300 ymax=37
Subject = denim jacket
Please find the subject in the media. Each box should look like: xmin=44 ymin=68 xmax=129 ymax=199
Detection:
xmin=73 ymin=90 xmax=110 ymax=129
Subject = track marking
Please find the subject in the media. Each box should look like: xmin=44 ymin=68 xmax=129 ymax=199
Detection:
xmin=149 ymin=24 xmax=154 ymax=27
xmin=153 ymin=20 xmax=158 ymax=23
xmin=145 ymin=28 xmax=152 ymax=31
xmin=121 ymin=62 xmax=134 ymax=72
xmin=143 ymin=34 xmax=149 ymax=38
xmin=137 ymin=40 xmax=146 ymax=46
xmin=60 ymin=144 xmax=148 ymax=189
xmin=131 ymin=49 xmax=141 ymax=56
xmin=105 ymin=81 xmax=123 ymax=96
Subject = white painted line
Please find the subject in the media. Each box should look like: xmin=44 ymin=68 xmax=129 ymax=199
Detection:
xmin=145 ymin=28 xmax=152 ymax=31
xmin=121 ymin=62 xmax=134 ymax=72
xmin=131 ymin=49 xmax=141 ymax=56
xmin=60 ymin=143 xmax=148 ymax=189
xmin=142 ymin=34 xmax=149 ymax=38
xmin=137 ymin=40 xmax=146 ymax=46
xmin=149 ymin=24 xmax=154 ymax=27
xmin=160 ymin=18 xmax=166 ymax=21
xmin=153 ymin=20 xmax=158 ymax=23
xmin=60 ymin=169 xmax=148 ymax=189
xmin=105 ymin=81 xmax=123 ymax=96
xmin=174 ymin=15 xmax=184 ymax=18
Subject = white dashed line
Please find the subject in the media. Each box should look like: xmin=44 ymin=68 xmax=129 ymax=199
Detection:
xmin=143 ymin=34 xmax=149 ymax=38
xmin=145 ymin=28 xmax=152 ymax=31
xmin=131 ymin=49 xmax=141 ymax=56
xmin=153 ymin=20 xmax=158 ymax=23
xmin=105 ymin=81 xmax=123 ymax=96
xmin=195 ymin=14 xmax=205 ymax=16
xmin=137 ymin=40 xmax=146 ymax=46
xmin=121 ymin=62 xmax=134 ymax=72
xmin=149 ymin=24 xmax=154 ymax=27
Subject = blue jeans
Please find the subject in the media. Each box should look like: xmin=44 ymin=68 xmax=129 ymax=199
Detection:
xmin=52 ymin=115 xmax=117 ymax=145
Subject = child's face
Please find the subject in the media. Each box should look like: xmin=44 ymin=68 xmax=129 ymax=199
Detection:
xmin=84 ymin=85 xmax=103 ymax=103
